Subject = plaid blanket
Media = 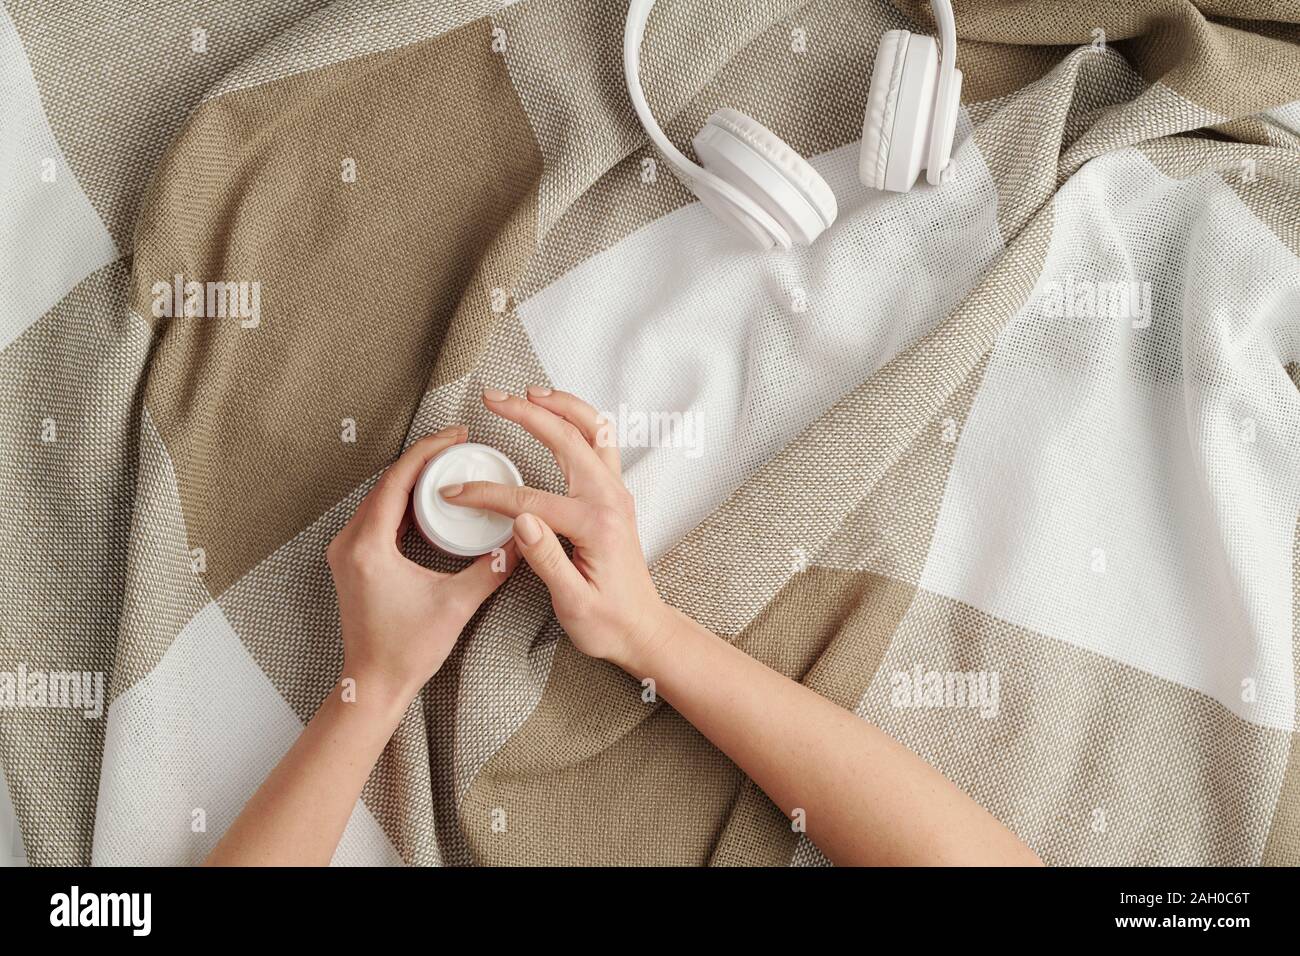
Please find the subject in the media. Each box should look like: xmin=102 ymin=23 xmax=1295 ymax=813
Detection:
xmin=2 ymin=0 xmax=1299 ymax=866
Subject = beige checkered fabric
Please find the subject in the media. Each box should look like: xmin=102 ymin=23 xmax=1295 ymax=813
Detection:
xmin=2 ymin=0 xmax=1299 ymax=866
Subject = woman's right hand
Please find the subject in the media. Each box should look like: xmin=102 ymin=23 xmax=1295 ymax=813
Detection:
xmin=437 ymin=387 xmax=670 ymax=671
xmin=441 ymin=391 xmax=1047 ymax=868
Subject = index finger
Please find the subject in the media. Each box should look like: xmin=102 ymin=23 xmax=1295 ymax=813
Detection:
xmin=440 ymin=480 xmax=591 ymax=541
xmin=353 ymin=426 xmax=467 ymax=539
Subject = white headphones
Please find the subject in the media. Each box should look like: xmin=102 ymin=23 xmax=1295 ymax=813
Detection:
xmin=624 ymin=0 xmax=963 ymax=250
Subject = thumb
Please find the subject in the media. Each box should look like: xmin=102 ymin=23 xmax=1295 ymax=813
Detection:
xmin=447 ymin=539 xmax=519 ymax=609
xmin=513 ymin=512 xmax=587 ymax=606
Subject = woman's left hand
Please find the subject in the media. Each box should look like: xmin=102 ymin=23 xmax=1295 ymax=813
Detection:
xmin=327 ymin=425 xmax=519 ymax=708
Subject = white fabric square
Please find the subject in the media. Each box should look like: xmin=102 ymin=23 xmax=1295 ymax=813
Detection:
xmin=922 ymin=148 xmax=1300 ymax=731
xmin=521 ymin=115 xmax=1002 ymax=560
xmin=92 ymin=602 xmax=402 ymax=865
xmin=0 ymin=6 xmax=118 ymax=352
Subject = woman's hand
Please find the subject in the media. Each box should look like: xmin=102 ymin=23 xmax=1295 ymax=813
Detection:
xmin=328 ymin=425 xmax=519 ymax=707
xmin=436 ymin=391 xmax=1042 ymax=867
xmin=438 ymin=387 xmax=667 ymax=669
xmin=209 ymin=426 xmax=519 ymax=866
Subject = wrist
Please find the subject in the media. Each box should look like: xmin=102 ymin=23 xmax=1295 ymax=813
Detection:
xmin=612 ymin=600 xmax=682 ymax=677
xmin=336 ymin=663 xmax=422 ymax=725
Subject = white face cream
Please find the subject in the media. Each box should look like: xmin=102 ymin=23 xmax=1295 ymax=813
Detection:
xmin=412 ymin=443 xmax=524 ymax=557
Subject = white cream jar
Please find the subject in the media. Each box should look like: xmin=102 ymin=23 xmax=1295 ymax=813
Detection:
xmin=412 ymin=442 xmax=523 ymax=557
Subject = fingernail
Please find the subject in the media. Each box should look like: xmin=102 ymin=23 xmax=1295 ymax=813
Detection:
xmin=482 ymin=388 xmax=510 ymax=403
xmin=439 ymin=483 xmax=464 ymax=498
xmin=438 ymin=424 xmax=467 ymax=437
xmin=514 ymin=513 xmax=542 ymax=546
xmin=526 ymin=385 xmax=552 ymax=398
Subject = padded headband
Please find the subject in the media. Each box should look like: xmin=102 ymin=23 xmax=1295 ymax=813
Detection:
xmin=624 ymin=0 xmax=699 ymax=179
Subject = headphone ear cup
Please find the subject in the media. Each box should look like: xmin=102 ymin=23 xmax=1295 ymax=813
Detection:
xmin=859 ymin=29 xmax=909 ymax=192
xmin=860 ymin=31 xmax=942 ymax=193
xmin=688 ymin=174 xmax=789 ymax=250
xmin=693 ymin=109 xmax=836 ymax=247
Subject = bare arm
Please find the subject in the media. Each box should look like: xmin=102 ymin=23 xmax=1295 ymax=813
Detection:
xmin=450 ymin=387 xmax=1041 ymax=867
xmin=205 ymin=679 xmax=408 ymax=866
xmin=206 ymin=426 xmax=517 ymax=866
xmin=622 ymin=606 xmax=1039 ymax=865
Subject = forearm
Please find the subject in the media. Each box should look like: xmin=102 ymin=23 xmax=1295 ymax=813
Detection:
xmin=205 ymin=678 xmax=410 ymax=866
xmin=624 ymin=607 xmax=1041 ymax=866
